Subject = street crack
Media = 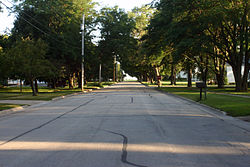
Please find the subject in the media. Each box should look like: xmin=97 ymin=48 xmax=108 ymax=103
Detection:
xmin=0 ymin=99 xmax=94 ymax=146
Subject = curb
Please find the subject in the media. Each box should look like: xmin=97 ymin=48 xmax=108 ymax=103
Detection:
xmin=0 ymin=86 xmax=101 ymax=117
xmin=51 ymin=89 xmax=93 ymax=101
xmin=156 ymin=88 xmax=227 ymax=115
xmin=0 ymin=106 xmax=27 ymax=117
xmin=0 ymin=90 xmax=92 ymax=117
xmin=155 ymin=87 xmax=250 ymax=121
xmin=155 ymin=87 xmax=250 ymax=132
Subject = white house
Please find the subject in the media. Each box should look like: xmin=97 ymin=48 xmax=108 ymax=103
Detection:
xmin=226 ymin=63 xmax=250 ymax=84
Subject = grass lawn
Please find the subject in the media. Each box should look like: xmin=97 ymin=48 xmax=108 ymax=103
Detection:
xmin=0 ymin=82 xmax=115 ymax=111
xmin=159 ymin=87 xmax=250 ymax=117
xmin=0 ymin=87 xmax=83 ymax=101
xmin=0 ymin=103 xmax=24 ymax=111
xmin=143 ymin=81 xmax=250 ymax=95
xmin=0 ymin=82 xmax=115 ymax=101
xmin=207 ymin=86 xmax=250 ymax=96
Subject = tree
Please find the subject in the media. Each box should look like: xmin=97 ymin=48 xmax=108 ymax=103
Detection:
xmin=0 ymin=48 xmax=8 ymax=86
xmin=12 ymin=0 xmax=98 ymax=88
xmin=7 ymin=38 xmax=51 ymax=96
xmin=202 ymin=0 xmax=249 ymax=91
xmin=142 ymin=0 xmax=249 ymax=91
xmin=97 ymin=6 xmax=137 ymax=80
xmin=123 ymin=5 xmax=156 ymax=81
xmin=0 ymin=35 xmax=11 ymax=85
xmin=128 ymin=5 xmax=155 ymax=39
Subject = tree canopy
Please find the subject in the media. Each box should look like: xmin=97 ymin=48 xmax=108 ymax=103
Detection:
xmin=0 ymin=0 xmax=249 ymax=92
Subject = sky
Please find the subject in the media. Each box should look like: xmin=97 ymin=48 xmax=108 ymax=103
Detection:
xmin=0 ymin=0 xmax=15 ymax=34
xmin=0 ymin=0 xmax=153 ymax=34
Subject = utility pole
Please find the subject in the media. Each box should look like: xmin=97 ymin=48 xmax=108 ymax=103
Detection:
xmin=113 ymin=55 xmax=116 ymax=82
xmin=81 ymin=13 xmax=85 ymax=91
xmin=99 ymin=64 xmax=102 ymax=83
xmin=116 ymin=62 xmax=118 ymax=82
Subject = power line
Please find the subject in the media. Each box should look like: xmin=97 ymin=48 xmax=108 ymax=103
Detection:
xmin=7 ymin=0 xmax=85 ymax=31
xmin=5 ymin=0 xmax=54 ymax=34
xmin=7 ymin=0 xmax=98 ymax=43
xmin=0 ymin=0 xmax=81 ymax=50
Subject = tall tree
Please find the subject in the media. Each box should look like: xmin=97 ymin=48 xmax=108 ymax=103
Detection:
xmin=7 ymin=38 xmax=51 ymax=96
xmin=97 ymin=6 xmax=137 ymax=80
xmin=124 ymin=5 xmax=156 ymax=80
xmin=143 ymin=0 xmax=249 ymax=91
xmin=202 ymin=0 xmax=249 ymax=91
xmin=12 ymin=0 xmax=97 ymax=88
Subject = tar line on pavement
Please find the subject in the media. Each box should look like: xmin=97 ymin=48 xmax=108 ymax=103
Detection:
xmin=0 ymin=99 xmax=95 ymax=146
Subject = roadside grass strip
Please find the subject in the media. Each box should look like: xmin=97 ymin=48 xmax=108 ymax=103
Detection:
xmin=159 ymin=87 xmax=250 ymax=117
xmin=0 ymin=103 xmax=23 ymax=111
xmin=0 ymin=82 xmax=115 ymax=101
xmin=0 ymin=89 xmax=82 ymax=101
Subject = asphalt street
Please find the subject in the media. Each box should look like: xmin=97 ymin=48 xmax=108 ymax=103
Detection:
xmin=0 ymin=82 xmax=250 ymax=167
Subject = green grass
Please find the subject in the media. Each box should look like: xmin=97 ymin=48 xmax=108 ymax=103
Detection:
xmin=0 ymin=103 xmax=24 ymax=111
xmin=143 ymin=81 xmax=250 ymax=95
xmin=0 ymin=82 xmax=115 ymax=110
xmin=207 ymin=86 xmax=250 ymax=96
xmin=0 ymin=86 xmax=84 ymax=100
xmin=0 ymin=82 xmax=114 ymax=101
xmin=201 ymin=94 xmax=250 ymax=117
xmin=159 ymin=87 xmax=250 ymax=117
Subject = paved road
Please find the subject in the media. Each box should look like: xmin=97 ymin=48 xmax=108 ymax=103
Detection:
xmin=0 ymin=82 xmax=250 ymax=167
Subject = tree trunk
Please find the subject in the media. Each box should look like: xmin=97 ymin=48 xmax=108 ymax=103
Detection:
xmin=187 ymin=68 xmax=192 ymax=87
xmin=170 ymin=64 xmax=176 ymax=85
xmin=30 ymin=78 xmax=37 ymax=96
xmin=52 ymin=79 xmax=56 ymax=89
xmin=99 ymin=64 xmax=102 ymax=84
xmin=241 ymin=54 xmax=249 ymax=91
xmin=213 ymin=56 xmax=226 ymax=89
xmin=68 ymin=75 xmax=74 ymax=89
xmin=204 ymin=56 xmax=209 ymax=85
xmin=232 ymin=66 xmax=242 ymax=92
xmin=232 ymin=65 xmax=248 ymax=92
xmin=216 ymin=73 xmax=225 ymax=88
xmin=77 ymin=72 xmax=81 ymax=88
xmin=35 ymin=79 xmax=39 ymax=93
xmin=20 ymin=80 xmax=23 ymax=93
xmin=139 ymin=75 xmax=142 ymax=82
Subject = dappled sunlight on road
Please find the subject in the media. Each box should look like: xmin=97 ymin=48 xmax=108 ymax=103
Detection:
xmin=0 ymin=141 xmax=247 ymax=155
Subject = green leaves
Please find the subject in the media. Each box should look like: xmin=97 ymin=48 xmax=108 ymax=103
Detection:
xmin=97 ymin=6 xmax=137 ymax=79
xmin=7 ymin=38 xmax=50 ymax=80
xmin=140 ymin=0 xmax=249 ymax=90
